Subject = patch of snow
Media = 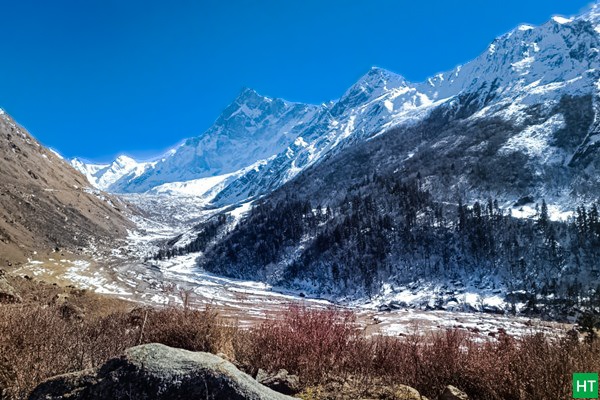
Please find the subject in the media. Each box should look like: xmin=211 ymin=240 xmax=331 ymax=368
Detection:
xmin=294 ymin=136 xmax=308 ymax=147
xmin=49 ymin=149 xmax=64 ymax=160
xmin=499 ymin=114 xmax=566 ymax=163
xmin=552 ymin=16 xmax=573 ymax=24
xmin=149 ymin=173 xmax=235 ymax=197
xmin=230 ymin=201 xmax=253 ymax=220
xmin=384 ymin=99 xmax=394 ymax=112
xmin=518 ymin=24 xmax=534 ymax=31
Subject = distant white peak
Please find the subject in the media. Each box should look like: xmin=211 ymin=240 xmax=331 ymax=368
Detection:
xmin=114 ymin=155 xmax=137 ymax=166
xmin=0 ymin=108 xmax=4 ymax=115
xmin=219 ymin=87 xmax=281 ymax=121
xmin=362 ymin=67 xmax=409 ymax=88
xmin=337 ymin=67 xmax=410 ymax=105
xmin=551 ymin=15 xmax=573 ymax=24
xmin=235 ymin=87 xmax=271 ymax=104
xmin=518 ymin=24 xmax=534 ymax=31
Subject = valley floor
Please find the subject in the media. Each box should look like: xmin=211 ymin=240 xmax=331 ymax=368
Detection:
xmin=12 ymin=193 xmax=571 ymax=339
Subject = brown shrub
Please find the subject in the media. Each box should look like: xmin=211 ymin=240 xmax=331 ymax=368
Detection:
xmin=233 ymin=306 xmax=600 ymax=400
xmin=0 ymin=304 xmax=234 ymax=399
xmin=139 ymin=306 xmax=234 ymax=354
xmin=233 ymin=305 xmax=362 ymax=383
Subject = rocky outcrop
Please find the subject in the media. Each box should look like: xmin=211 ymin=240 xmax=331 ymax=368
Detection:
xmin=440 ymin=385 xmax=469 ymax=400
xmin=28 ymin=343 xmax=295 ymax=400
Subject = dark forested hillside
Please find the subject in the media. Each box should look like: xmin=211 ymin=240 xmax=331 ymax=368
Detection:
xmin=194 ymin=92 xmax=600 ymax=317
xmin=201 ymin=166 xmax=600 ymax=312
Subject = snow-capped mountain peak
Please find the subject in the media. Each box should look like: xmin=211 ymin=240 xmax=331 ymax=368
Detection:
xmin=113 ymin=155 xmax=137 ymax=167
xmin=71 ymin=155 xmax=153 ymax=191
xmin=420 ymin=8 xmax=600 ymax=103
xmin=99 ymin=88 xmax=324 ymax=193
xmin=352 ymin=67 xmax=409 ymax=93
xmin=331 ymin=67 xmax=410 ymax=115
xmin=74 ymin=5 xmax=600 ymax=208
xmin=234 ymin=86 xmax=269 ymax=104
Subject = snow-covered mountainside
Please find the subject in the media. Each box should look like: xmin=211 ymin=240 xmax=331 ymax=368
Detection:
xmin=105 ymin=88 xmax=323 ymax=194
xmin=71 ymin=155 xmax=154 ymax=191
xmin=212 ymin=7 xmax=600 ymax=205
xmin=74 ymin=6 xmax=600 ymax=210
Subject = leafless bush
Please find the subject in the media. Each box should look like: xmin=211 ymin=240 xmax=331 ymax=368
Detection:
xmin=139 ymin=306 xmax=233 ymax=354
xmin=233 ymin=305 xmax=362 ymax=384
xmin=0 ymin=305 xmax=135 ymax=399
xmin=233 ymin=306 xmax=600 ymax=399
xmin=0 ymin=304 xmax=234 ymax=399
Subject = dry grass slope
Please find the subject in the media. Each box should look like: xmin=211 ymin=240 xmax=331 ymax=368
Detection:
xmin=0 ymin=110 xmax=133 ymax=267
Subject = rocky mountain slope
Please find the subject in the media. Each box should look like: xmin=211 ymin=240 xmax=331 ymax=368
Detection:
xmin=97 ymin=88 xmax=324 ymax=197
xmin=0 ymin=109 xmax=133 ymax=266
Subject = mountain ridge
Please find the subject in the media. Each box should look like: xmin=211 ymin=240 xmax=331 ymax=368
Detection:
xmin=75 ymin=6 xmax=600 ymax=212
xmin=0 ymin=109 xmax=133 ymax=265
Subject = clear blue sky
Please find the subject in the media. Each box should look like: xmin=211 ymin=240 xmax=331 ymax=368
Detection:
xmin=0 ymin=0 xmax=593 ymax=162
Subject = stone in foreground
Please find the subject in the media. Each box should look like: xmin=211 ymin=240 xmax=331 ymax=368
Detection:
xmin=440 ymin=385 xmax=469 ymax=400
xmin=256 ymin=369 xmax=301 ymax=395
xmin=29 ymin=343 xmax=295 ymax=400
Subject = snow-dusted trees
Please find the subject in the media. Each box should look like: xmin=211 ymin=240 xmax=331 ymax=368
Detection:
xmin=197 ymin=166 xmax=600 ymax=314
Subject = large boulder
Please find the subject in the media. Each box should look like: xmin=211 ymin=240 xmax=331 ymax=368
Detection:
xmin=29 ymin=343 xmax=295 ymax=400
xmin=440 ymin=385 xmax=469 ymax=400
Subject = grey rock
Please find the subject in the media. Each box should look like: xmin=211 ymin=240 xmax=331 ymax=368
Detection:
xmin=29 ymin=343 xmax=295 ymax=400
xmin=256 ymin=369 xmax=301 ymax=395
xmin=395 ymin=384 xmax=428 ymax=399
xmin=440 ymin=385 xmax=469 ymax=400
xmin=389 ymin=301 xmax=407 ymax=310
xmin=482 ymin=305 xmax=504 ymax=315
xmin=378 ymin=304 xmax=392 ymax=312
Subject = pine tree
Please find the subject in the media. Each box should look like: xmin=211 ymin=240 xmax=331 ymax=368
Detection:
xmin=538 ymin=199 xmax=549 ymax=229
